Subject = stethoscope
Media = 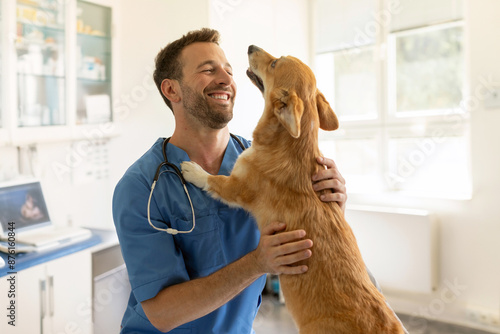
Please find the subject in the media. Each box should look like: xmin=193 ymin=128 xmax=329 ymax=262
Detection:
xmin=147 ymin=134 xmax=246 ymax=235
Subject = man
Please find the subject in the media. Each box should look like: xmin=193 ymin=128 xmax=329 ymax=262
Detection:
xmin=113 ymin=28 xmax=347 ymax=333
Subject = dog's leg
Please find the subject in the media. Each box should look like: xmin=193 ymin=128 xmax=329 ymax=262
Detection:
xmin=181 ymin=161 xmax=249 ymax=208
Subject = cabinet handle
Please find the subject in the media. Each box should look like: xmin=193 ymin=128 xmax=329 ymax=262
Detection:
xmin=39 ymin=279 xmax=46 ymax=334
xmin=48 ymin=275 xmax=55 ymax=317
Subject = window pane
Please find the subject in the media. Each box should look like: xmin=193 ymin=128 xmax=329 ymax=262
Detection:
xmin=386 ymin=135 xmax=470 ymax=198
xmin=333 ymin=47 xmax=378 ymax=120
xmin=390 ymin=0 xmax=463 ymax=32
xmin=392 ymin=24 xmax=464 ymax=116
xmin=320 ymin=138 xmax=382 ymax=193
xmin=315 ymin=0 xmax=376 ymax=52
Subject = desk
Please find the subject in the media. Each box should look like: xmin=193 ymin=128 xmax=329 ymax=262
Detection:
xmin=0 ymin=228 xmax=122 ymax=334
xmin=0 ymin=232 xmax=101 ymax=277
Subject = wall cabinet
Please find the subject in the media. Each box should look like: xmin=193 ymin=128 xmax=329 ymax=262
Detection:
xmin=76 ymin=0 xmax=112 ymax=125
xmin=0 ymin=250 xmax=92 ymax=334
xmin=0 ymin=0 xmax=115 ymax=146
xmin=16 ymin=0 xmax=67 ymax=128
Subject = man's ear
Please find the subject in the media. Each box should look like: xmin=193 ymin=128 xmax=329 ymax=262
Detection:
xmin=161 ymin=79 xmax=181 ymax=104
xmin=316 ymin=90 xmax=339 ymax=131
xmin=272 ymin=89 xmax=304 ymax=138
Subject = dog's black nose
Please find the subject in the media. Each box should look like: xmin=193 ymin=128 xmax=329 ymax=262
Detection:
xmin=248 ymin=45 xmax=262 ymax=55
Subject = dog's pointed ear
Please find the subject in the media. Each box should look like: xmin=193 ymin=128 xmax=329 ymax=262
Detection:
xmin=272 ymin=89 xmax=304 ymax=138
xmin=316 ymin=90 xmax=339 ymax=131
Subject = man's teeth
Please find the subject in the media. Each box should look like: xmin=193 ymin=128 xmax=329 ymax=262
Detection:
xmin=209 ymin=94 xmax=229 ymax=100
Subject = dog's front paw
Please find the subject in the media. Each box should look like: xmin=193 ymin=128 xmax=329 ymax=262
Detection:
xmin=181 ymin=161 xmax=209 ymax=190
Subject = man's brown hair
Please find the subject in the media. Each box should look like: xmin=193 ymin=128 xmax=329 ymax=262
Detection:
xmin=153 ymin=28 xmax=221 ymax=111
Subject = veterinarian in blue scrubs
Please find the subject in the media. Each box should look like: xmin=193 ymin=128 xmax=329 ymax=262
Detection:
xmin=113 ymin=28 xmax=347 ymax=333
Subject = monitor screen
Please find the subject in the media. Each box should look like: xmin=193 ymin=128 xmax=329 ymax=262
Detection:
xmin=0 ymin=182 xmax=51 ymax=233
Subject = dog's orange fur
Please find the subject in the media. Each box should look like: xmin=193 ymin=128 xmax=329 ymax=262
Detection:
xmin=181 ymin=46 xmax=406 ymax=333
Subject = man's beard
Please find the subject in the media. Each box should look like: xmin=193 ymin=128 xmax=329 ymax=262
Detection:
xmin=180 ymin=82 xmax=234 ymax=130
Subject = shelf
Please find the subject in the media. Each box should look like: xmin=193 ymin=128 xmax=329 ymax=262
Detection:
xmin=77 ymin=77 xmax=110 ymax=83
xmin=77 ymin=32 xmax=110 ymax=39
xmin=71 ymin=123 xmax=121 ymax=140
xmin=10 ymin=125 xmax=72 ymax=145
xmin=16 ymin=40 xmax=61 ymax=50
xmin=9 ymin=123 xmax=121 ymax=146
xmin=17 ymin=72 xmax=65 ymax=79
xmin=17 ymin=19 xmax=65 ymax=32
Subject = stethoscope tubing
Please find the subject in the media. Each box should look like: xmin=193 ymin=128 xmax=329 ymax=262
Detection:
xmin=147 ymin=134 xmax=245 ymax=235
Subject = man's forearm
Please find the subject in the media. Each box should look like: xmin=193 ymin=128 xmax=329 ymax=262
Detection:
xmin=142 ymin=251 xmax=263 ymax=332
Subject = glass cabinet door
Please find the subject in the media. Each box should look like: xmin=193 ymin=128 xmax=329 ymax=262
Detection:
xmin=16 ymin=0 xmax=66 ymax=127
xmin=76 ymin=1 xmax=112 ymax=124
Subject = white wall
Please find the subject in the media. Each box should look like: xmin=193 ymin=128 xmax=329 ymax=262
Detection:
xmin=108 ymin=0 xmax=210 ymax=186
xmin=0 ymin=140 xmax=114 ymax=230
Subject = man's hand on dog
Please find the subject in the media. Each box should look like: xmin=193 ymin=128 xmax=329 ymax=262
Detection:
xmin=251 ymin=222 xmax=313 ymax=275
xmin=312 ymin=157 xmax=347 ymax=212
xmin=247 ymin=157 xmax=345 ymax=276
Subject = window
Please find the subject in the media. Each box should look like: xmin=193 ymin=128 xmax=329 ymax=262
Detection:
xmin=313 ymin=0 xmax=470 ymax=199
xmin=389 ymin=23 xmax=464 ymax=117
xmin=331 ymin=46 xmax=378 ymax=121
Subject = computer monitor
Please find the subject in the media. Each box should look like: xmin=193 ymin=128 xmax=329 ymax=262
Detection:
xmin=0 ymin=181 xmax=51 ymax=234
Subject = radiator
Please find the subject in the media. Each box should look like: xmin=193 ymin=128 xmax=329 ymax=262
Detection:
xmin=345 ymin=205 xmax=438 ymax=294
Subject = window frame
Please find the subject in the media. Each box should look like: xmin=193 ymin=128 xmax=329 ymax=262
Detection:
xmin=314 ymin=1 xmax=471 ymax=200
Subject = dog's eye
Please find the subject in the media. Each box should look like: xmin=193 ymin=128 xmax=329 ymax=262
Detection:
xmin=271 ymin=59 xmax=278 ymax=68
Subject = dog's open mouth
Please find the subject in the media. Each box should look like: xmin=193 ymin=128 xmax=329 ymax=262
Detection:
xmin=246 ymin=69 xmax=264 ymax=93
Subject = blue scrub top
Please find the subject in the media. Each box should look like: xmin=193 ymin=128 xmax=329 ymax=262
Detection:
xmin=112 ymin=135 xmax=266 ymax=334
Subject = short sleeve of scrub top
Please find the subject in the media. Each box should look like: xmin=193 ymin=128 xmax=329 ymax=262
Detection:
xmin=112 ymin=135 xmax=266 ymax=334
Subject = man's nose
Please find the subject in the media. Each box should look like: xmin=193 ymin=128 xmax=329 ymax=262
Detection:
xmin=215 ymin=68 xmax=233 ymax=86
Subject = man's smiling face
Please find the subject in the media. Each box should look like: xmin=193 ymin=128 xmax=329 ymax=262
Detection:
xmin=178 ymin=42 xmax=236 ymax=129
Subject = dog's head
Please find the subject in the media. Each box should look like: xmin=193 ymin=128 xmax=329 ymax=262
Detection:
xmin=246 ymin=45 xmax=338 ymax=138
